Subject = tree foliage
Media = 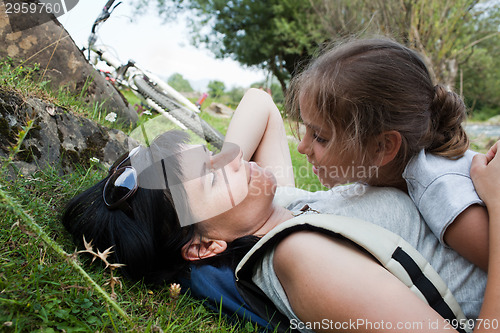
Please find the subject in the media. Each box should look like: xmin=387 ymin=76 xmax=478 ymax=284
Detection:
xmin=167 ymin=73 xmax=194 ymax=92
xmin=460 ymin=29 xmax=500 ymax=116
xmin=302 ymin=0 xmax=500 ymax=90
xmin=207 ymin=80 xmax=225 ymax=98
xmin=137 ymin=0 xmax=500 ymax=114
xmin=226 ymin=86 xmax=246 ymax=107
xmin=134 ymin=0 xmax=328 ymax=92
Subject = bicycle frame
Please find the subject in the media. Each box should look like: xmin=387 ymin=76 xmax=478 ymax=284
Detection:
xmin=85 ymin=0 xmax=200 ymax=114
xmin=90 ymin=44 xmax=192 ymax=130
xmin=83 ymin=0 xmax=224 ymax=149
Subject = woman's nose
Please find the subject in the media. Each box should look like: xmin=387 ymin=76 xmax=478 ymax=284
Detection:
xmin=226 ymin=149 xmax=243 ymax=171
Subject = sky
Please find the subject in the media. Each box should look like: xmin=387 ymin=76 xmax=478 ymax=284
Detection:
xmin=58 ymin=1 xmax=267 ymax=91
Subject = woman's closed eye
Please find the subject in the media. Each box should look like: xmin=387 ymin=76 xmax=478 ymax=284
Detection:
xmin=210 ymin=169 xmax=218 ymax=185
xmin=201 ymin=145 xmax=218 ymax=186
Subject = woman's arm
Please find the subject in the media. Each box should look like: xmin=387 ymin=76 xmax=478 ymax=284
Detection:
xmin=223 ymin=88 xmax=294 ymax=187
xmin=274 ymin=232 xmax=455 ymax=332
xmin=276 ymin=229 xmax=500 ymax=332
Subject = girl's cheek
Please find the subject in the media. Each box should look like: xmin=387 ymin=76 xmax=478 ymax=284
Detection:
xmin=313 ymin=144 xmax=327 ymax=164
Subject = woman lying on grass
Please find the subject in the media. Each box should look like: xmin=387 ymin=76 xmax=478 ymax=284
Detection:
xmin=63 ymin=88 xmax=498 ymax=332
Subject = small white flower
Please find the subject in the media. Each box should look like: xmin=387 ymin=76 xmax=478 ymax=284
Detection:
xmin=143 ymin=110 xmax=152 ymax=116
xmin=105 ymin=112 xmax=117 ymax=122
xmin=89 ymin=157 xmax=100 ymax=163
xmin=169 ymin=283 xmax=181 ymax=299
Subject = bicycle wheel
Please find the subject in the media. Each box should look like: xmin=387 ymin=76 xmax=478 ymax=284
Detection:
xmin=134 ymin=75 xmax=225 ymax=150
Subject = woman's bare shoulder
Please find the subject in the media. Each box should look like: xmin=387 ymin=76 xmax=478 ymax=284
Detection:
xmin=273 ymin=230 xmax=375 ymax=281
xmin=272 ymin=231 xmax=450 ymax=333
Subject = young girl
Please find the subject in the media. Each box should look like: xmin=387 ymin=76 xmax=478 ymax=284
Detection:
xmin=287 ymin=38 xmax=490 ymax=271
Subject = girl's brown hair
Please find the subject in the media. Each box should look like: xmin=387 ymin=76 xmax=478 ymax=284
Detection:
xmin=286 ymin=38 xmax=469 ymax=184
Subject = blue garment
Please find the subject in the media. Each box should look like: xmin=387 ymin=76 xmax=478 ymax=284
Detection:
xmin=184 ymin=264 xmax=272 ymax=330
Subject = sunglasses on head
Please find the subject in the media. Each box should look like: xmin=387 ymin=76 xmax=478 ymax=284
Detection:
xmin=102 ymin=142 xmax=240 ymax=215
xmin=103 ymin=146 xmax=141 ymax=209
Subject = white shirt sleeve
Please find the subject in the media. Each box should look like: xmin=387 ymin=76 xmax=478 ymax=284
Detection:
xmin=403 ymin=150 xmax=484 ymax=246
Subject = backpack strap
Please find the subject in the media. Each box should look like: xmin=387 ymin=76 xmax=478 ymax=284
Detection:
xmin=236 ymin=214 xmax=471 ymax=333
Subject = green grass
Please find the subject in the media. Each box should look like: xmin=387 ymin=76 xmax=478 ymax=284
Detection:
xmin=0 ymin=60 xmax=273 ymax=332
xmin=0 ymin=59 xmax=321 ymax=332
xmin=0 ymin=58 xmax=119 ymax=130
xmin=0 ymin=165 xmax=262 ymax=332
xmin=0 ymin=118 xmax=304 ymax=332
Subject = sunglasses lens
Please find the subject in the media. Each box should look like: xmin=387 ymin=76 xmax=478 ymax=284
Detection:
xmin=104 ymin=167 xmax=138 ymax=207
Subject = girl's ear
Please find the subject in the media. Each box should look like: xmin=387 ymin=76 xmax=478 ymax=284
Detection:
xmin=374 ymin=130 xmax=402 ymax=167
xmin=181 ymin=236 xmax=227 ymax=261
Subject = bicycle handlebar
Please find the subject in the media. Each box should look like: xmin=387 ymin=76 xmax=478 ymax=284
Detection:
xmin=88 ymin=0 xmax=121 ymax=56
xmin=104 ymin=0 xmax=116 ymax=10
xmin=90 ymin=0 xmax=118 ymax=35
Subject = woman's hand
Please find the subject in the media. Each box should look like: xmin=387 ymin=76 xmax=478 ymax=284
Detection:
xmin=471 ymin=144 xmax=500 ymax=209
xmin=223 ymin=88 xmax=294 ymax=187
xmin=485 ymin=140 xmax=499 ymax=163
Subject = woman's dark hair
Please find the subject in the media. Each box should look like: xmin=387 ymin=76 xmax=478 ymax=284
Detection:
xmin=62 ymin=179 xmax=194 ymax=284
xmin=62 ymin=131 xmax=260 ymax=284
xmin=286 ymin=37 xmax=469 ymax=186
xmin=62 ymin=131 xmax=195 ymax=285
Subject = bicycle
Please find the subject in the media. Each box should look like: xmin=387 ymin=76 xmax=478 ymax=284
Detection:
xmin=82 ymin=0 xmax=225 ymax=150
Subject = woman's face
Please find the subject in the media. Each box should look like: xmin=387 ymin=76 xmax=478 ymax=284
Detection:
xmin=180 ymin=144 xmax=277 ymax=240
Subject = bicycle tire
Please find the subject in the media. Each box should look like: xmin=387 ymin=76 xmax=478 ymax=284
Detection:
xmin=134 ymin=76 xmax=225 ymax=150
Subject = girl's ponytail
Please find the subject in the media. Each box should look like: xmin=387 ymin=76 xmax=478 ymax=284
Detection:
xmin=425 ymin=85 xmax=469 ymax=158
